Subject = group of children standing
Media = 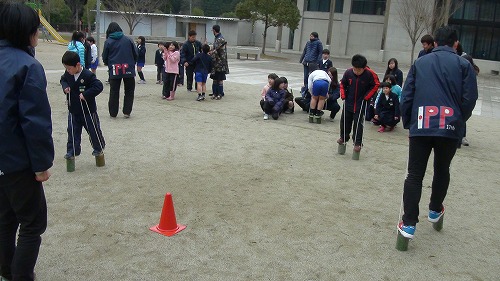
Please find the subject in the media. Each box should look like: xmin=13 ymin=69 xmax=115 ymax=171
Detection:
xmin=154 ymin=40 xmax=213 ymax=101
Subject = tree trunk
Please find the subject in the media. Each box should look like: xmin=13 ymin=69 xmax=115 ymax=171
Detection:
xmin=262 ymin=17 xmax=268 ymax=55
xmin=275 ymin=25 xmax=283 ymax=53
xmin=410 ymin=41 xmax=416 ymax=65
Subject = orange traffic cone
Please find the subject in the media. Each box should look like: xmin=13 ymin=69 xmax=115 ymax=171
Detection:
xmin=150 ymin=193 xmax=186 ymax=237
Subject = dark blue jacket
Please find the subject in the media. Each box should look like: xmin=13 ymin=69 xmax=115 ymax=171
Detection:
xmin=319 ymin=59 xmax=333 ymax=72
xmin=300 ymin=38 xmax=323 ymax=65
xmin=102 ymin=32 xmax=138 ymax=79
xmin=155 ymin=49 xmax=164 ymax=66
xmin=401 ymin=46 xmax=478 ymax=139
xmin=375 ymin=92 xmax=400 ymax=124
xmin=340 ymin=67 xmax=380 ymax=113
xmin=417 ymin=47 xmax=433 ymax=58
xmin=137 ymin=44 xmax=146 ymax=63
xmin=0 ymin=40 xmax=54 ymax=175
xmin=190 ymin=52 xmax=212 ymax=74
xmin=387 ymin=68 xmax=404 ymax=87
xmin=60 ymin=68 xmax=104 ymax=115
xmin=180 ymin=40 xmax=202 ymax=64
xmin=265 ymin=88 xmax=286 ymax=113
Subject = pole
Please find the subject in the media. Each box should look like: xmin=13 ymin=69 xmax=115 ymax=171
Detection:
xmin=326 ymin=0 xmax=336 ymax=47
xmin=96 ymin=0 xmax=101 ymax=61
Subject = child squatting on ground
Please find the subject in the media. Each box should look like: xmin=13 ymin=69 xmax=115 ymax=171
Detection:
xmin=61 ymin=51 xmax=106 ymax=160
xmin=338 ymin=54 xmax=380 ymax=152
xmin=372 ymin=82 xmax=400 ymax=132
xmin=260 ymin=77 xmax=286 ymax=120
xmin=260 ymin=73 xmax=279 ymax=120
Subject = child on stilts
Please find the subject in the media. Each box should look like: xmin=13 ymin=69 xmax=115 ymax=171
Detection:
xmin=60 ymin=51 xmax=105 ymax=160
xmin=338 ymin=54 xmax=379 ymax=152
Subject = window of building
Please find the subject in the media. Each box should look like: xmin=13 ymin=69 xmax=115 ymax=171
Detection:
xmin=351 ymin=0 xmax=386 ymax=15
xmin=449 ymin=0 xmax=500 ymax=61
xmin=306 ymin=0 xmax=344 ymax=13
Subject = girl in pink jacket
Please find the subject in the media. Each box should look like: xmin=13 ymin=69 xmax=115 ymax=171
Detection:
xmin=162 ymin=41 xmax=180 ymax=100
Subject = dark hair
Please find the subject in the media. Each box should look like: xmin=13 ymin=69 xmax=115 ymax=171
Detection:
xmin=383 ymin=74 xmax=397 ymax=86
xmin=188 ymin=30 xmax=197 ymax=37
xmin=462 ymin=54 xmax=480 ymax=75
xmin=322 ymin=49 xmax=330 ymax=55
xmin=456 ymin=42 xmax=464 ymax=56
xmin=168 ymin=41 xmax=179 ymax=51
xmin=106 ymin=22 xmax=123 ymax=39
xmin=310 ymin=32 xmax=319 ymax=38
xmin=328 ymin=67 xmax=339 ymax=88
xmin=420 ymin=34 xmax=434 ymax=45
xmin=268 ymin=73 xmax=279 ymax=80
xmin=87 ymin=36 xmax=95 ymax=44
xmin=62 ymin=51 xmax=81 ymax=66
xmin=0 ymin=2 xmax=40 ymax=53
xmin=138 ymin=36 xmax=146 ymax=46
xmin=272 ymin=77 xmax=284 ymax=91
xmin=71 ymin=31 xmax=85 ymax=42
xmin=202 ymin=44 xmax=210 ymax=53
xmin=380 ymin=81 xmax=392 ymax=89
xmin=351 ymin=54 xmax=367 ymax=68
xmin=280 ymin=77 xmax=288 ymax=84
xmin=158 ymin=41 xmax=166 ymax=47
xmin=212 ymin=25 xmax=220 ymax=33
xmin=434 ymin=26 xmax=458 ymax=47
xmin=384 ymin=58 xmax=399 ymax=76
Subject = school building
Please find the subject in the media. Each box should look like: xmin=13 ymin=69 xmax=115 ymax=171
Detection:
xmin=98 ymin=0 xmax=499 ymax=73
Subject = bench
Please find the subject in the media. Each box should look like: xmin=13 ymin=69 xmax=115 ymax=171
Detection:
xmin=228 ymin=46 xmax=262 ymax=60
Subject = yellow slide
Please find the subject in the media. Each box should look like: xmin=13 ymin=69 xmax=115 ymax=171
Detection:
xmin=39 ymin=13 xmax=68 ymax=44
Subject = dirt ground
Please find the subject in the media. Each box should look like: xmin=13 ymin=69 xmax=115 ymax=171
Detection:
xmin=31 ymin=41 xmax=499 ymax=280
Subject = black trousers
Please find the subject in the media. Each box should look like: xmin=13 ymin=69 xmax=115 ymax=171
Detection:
xmin=156 ymin=66 xmax=164 ymax=82
xmin=339 ymin=103 xmax=367 ymax=145
xmin=108 ymin=77 xmax=135 ymax=117
xmin=402 ymin=137 xmax=458 ymax=226
xmin=0 ymin=169 xmax=47 ymax=281
xmin=67 ymin=112 xmax=105 ymax=155
xmin=162 ymin=73 xmax=178 ymax=98
xmin=185 ymin=64 xmax=195 ymax=91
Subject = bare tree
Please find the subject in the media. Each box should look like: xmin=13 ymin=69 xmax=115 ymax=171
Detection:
xmin=104 ymin=0 xmax=161 ymax=34
xmin=396 ymin=0 xmax=433 ymax=64
xmin=396 ymin=0 xmax=463 ymax=64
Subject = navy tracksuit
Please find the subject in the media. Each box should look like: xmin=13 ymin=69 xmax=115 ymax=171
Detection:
xmin=61 ymin=69 xmax=105 ymax=156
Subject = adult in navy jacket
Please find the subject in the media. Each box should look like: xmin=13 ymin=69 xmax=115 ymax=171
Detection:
xmin=181 ymin=30 xmax=202 ymax=92
xmin=0 ymin=3 xmax=54 ymax=280
xmin=102 ymin=22 xmax=138 ymax=118
xmin=397 ymin=26 xmax=478 ymax=240
xmin=299 ymin=32 xmax=323 ymax=87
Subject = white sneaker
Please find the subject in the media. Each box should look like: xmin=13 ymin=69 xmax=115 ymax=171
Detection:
xmin=263 ymin=113 xmax=269 ymax=120
xmin=462 ymin=137 xmax=469 ymax=146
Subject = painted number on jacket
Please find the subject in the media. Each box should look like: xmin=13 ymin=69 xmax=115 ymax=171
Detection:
xmin=112 ymin=64 xmax=130 ymax=75
xmin=417 ymin=106 xmax=454 ymax=130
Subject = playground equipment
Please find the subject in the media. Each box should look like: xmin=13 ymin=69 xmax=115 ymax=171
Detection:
xmin=26 ymin=1 xmax=68 ymax=44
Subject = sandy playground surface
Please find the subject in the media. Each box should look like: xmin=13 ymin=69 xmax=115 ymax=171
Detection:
xmin=29 ymin=41 xmax=500 ymax=280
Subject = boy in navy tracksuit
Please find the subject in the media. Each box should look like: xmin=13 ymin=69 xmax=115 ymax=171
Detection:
xmin=60 ymin=51 xmax=105 ymax=159
xmin=338 ymin=54 xmax=380 ymax=151
xmin=319 ymin=49 xmax=333 ymax=72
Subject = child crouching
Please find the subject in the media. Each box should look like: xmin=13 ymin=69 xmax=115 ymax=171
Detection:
xmin=261 ymin=77 xmax=286 ymax=120
xmin=60 ymin=51 xmax=105 ymax=159
xmin=373 ymin=82 xmax=400 ymax=132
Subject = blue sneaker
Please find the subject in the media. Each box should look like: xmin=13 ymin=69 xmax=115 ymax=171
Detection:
xmin=398 ymin=222 xmax=415 ymax=239
xmin=428 ymin=206 xmax=445 ymax=223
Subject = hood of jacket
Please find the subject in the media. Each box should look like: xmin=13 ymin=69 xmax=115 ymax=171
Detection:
xmin=109 ymin=32 xmax=124 ymax=40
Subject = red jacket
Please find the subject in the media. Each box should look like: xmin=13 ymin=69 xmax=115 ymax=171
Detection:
xmin=340 ymin=67 xmax=380 ymax=113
